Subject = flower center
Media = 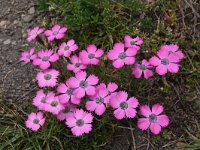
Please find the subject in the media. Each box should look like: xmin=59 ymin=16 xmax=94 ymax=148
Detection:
xmin=42 ymin=56 xmax=50 ymax=62
xmin=26 ymin=55 xmax=31 ymax=59
xmin=120 ymin=101 xmax=128 ymax=110
xmin=41 ymin=97 xmax=46 ymax=103
xmin=62 ymin=107 xmax=70 ymax=113
xmin=76 ymin=119 xmax=84 ymax=127
xmin=75 ymin=63 xmax=81 ymax=68
xmin=79 ymin=80 xmax=88 ymax=89
xmin=33 ymin=118 xmax=39 ymax=124
xmin=31 ymin=31 xmax=37 ymax=36
xmin=130 ymin=40 xmax=135 ymax=45
xmin=139 ymin=64 xmax=147 ymax=71
xmin=50 ymin=100 xmax=58 ymax=107
xmin=149 ymin=114 xmax=157 ymax=123
xmin=44 ymin=74 xmax=52 ymax=80
xmin=96 ymin=97 xmax=104 ymax=105
xmin=53 ymin=31 xmax=59 ymax=35
xmin=161 ymin=58 xmax=169 ymax=65
xmin=118 ymin=52 xmax=126 ymax=59
xmin=67 ymin=88 xmax=74 ymax=95
xmin=64 ymin=46 xmax=70 ymax=51
xmin=88 ymin=53 xmax=95 ymax=59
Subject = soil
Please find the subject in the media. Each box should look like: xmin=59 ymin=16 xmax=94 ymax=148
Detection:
xmin=0 ymin=0 xmax=37 ymax=105
xmin=0 ymin=0 xmax=200 ymax=150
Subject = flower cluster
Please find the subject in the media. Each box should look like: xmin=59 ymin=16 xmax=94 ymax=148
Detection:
xmin=21 ymin=24 xmax=184 ymax=136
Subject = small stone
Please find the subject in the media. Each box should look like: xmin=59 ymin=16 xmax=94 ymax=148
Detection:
xmin=0 ymin=20 xmax=10 ymax=28
xmin=22 ymin=15 xmax=33 ymax=23
xmin=12 ymin=41 xmax=16 ymax=45
xmin=28 ymin=7 xmax=35 ymax=14
xmin=3 ymin=39 xmax=11 ymax=45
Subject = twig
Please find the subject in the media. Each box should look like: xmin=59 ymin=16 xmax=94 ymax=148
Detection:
xmin=146 ymin=129 xmax=150 ymax=150
xmin=130 ymin=124 xmax=136 ymax=150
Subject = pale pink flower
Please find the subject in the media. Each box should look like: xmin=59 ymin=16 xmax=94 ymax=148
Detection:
xmin=137 ymin=104 xmax=169 ymax=135
xmin=124 ymin=35 xmax=143 ymax=50
xmin=68 ymin=71 xmax=99 ymax=98
xmin=65 ymin=109 xmax=93 ymax=136
xmin=25 ymin=112 xmax=45 ymax=132
xmin=27 ymin=26 xmax=44 ymax=42
xmin=45 ymin=94 xmax=64 ymax=115
xmin=44 ymin=25 xmax=67 ymax=41
xmin=58 ymin=39 xmax=78 ymax=57
xmin=67 ymin=55 xmax=87 ymax=73
xmin=110 ymin=91 xmax=139 ymax=120
xmin=159 ymin=44 xmax=184 ymax=60
xmin=132 ymin=59 xmax=153 ymax=79
xmin=33 ymin=49 xmax=59 ymax=70
xmin=57 ymin=79 xmax=81 ymax=105
xmin=57 ymin=102 xmax=77 ymax=121
xmin=20 ymin=48 xmax=37 ymax=64
xmin=86 ymin=86 xmax=110 ymax=116
xmin=98 ymin=82 xmax=118 ymax=97
xmin=107 ymin=43 xmax=137 ymax=69
xmin=33 ymin=90 xmax=55 ymax=111
xmin=36 ymin=69 xmax=59 ymax=87
xmin=79 ymin=44 xmax=104 ymax=65
xmin=149 ymin=50 xmax=180 ymax=75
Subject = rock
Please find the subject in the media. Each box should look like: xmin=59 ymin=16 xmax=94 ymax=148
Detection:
xmin=3 ymin=39 xmax=11 ymax=45
xmin=22 ymin=14 xmax=33 ymax=23
xmin=28 ymin=7 xmax=35 ymax=14
xmin=0 ymin=20 xmax=10 ymax=28
xmin=12 ymin=41 xmax=16 ymax=45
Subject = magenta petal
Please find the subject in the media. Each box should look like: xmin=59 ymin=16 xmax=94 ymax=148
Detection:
xmin=95 ymin=104 xmax=106 ymax=116
xmin=151 ymin=104 xmax=163 ymax=115
xmin=137 ymin=118 xmax=150 ymax=130
xmin=114 ymin=108 xmax=125 ymax=120
xmin=86 ymin=75 xmax=98 ymax=85
xmin=149 ymin=56 xmax=161 ymax=66
xmin=157 ymin=115 xmax=169 ymax=127
xmin=125 ymin=108 xmax=136 ymax=118
xmin=150 ymin=123 xmax=162 ymax=135
xmin=85 ymin=86 xmax=96 ymax=96
xmin=124 ymin=57 xmax=135 ymax=65
xmin=167 ymin=63 xmax=179 ymax=73
xmin=140 ymin=105 xmax=152 ymax=117
xmin=113 ymin=59 xmax=124 ymax=69
xmin=156 ymin=65 xmax=168 ymax=75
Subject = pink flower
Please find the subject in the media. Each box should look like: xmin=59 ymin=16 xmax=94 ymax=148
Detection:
xmin=159 ymin=44 xmax=184 ymax=60
xmin=86 ymin=85 xmax=110 ymax=116
xmin=25 ymin=112 xmax=45 ymax=132
xmin=44 ymin=25 xmax=67 ymax=41
xmin=149 ymin=50 xmax=180 ymax=75
xmin=36 ymin=69 xmax=59 ymax=87
xmin=107 ymin=43 xmax=137 ymax=69
xmin=137 ymin=104 xmax=169 ymax=135
xmin=27 ymin=26 xmax=44 ymax=42
xmin=20 ymin=48 xmax=37 ymax=64
xmin=124 ymin=35 xmax=143 ymax=50
xmin=57 ymin=79 xmax=81 ymax=105
xmin=110 ymin=91 xmax=139 ymax=120
xmin=57 ymin=102 xmax=77 ymax=121
xmin=33 ymin=49 xmax=59 ymax=70
xmin=32 ymin=90 xmax=54 ymax=111
xmin=58 ymin=39 xmax=78 ymax=57
xmin=65 ymin=109 xmax=93 ymax=136
xmin=45 ymin=94 xmax=64 ymax=115
xmin=67 ymin=55 xmax=87 ymax=73
xmin=98 ymin=82 xmax=118 ymax=97
xmin=132 ymin=59 xmax=153 ymax=79
xmin=68 ymin=71 xmax=99 ymax=98
xmin=79 ymin=44 xmax=104 ymax=65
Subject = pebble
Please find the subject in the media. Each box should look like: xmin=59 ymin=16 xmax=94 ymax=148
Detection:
xmin=3 ymin=39 xmax=11 ymax=45
xmin=0 ymin=20 xmax=10 ymax=28
xmin=28 ymin=7 xmax=35 ymax=14
xmin=22 ymin=14 xmax=33 ymax=23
